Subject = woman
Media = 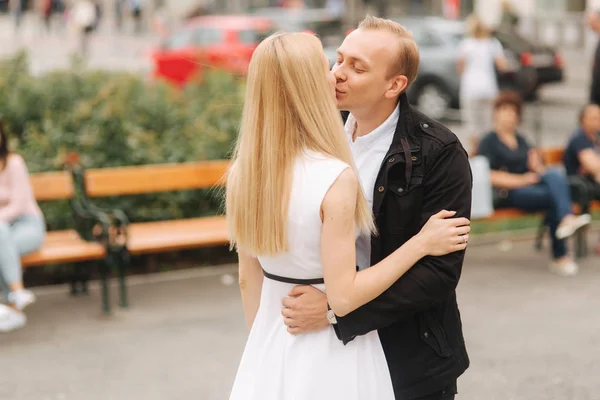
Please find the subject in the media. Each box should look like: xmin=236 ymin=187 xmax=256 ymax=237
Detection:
xmin=226 ymin=32 xmax=470 ymax=399
xmin=457 ymin=14 xmax=508 ymax=153
xmin=477 ymin=92 xmax=591 ymax=276
xmin=0 ymin=121 xmax=45 ymax=332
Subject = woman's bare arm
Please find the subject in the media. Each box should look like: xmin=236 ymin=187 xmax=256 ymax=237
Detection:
xmin=321 ymin=169 xmax=469 ymax=317
xmin=490 ymin=170 xmax=538 ymax=189
xmin=237 ymin=250 xmax=264 ymax=329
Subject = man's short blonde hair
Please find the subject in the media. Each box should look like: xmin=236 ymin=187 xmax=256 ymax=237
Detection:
xmin=358 ymin=16 xmax=420 ymax=86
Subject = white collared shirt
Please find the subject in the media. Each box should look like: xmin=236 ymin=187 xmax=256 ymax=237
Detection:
xmin=345 ymin=104 xmax=399 ymax=270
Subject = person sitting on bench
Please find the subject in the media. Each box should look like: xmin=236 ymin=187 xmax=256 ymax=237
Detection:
xmin=564 ymin=104 xmax=600 ymax=255
xmin=0 ymin=121 xmax=46 ymax=333
xmin=477 ymin=91 xmax=591 ymax=276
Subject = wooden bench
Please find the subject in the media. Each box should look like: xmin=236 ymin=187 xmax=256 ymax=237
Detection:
xmin=75 ymin=160 xmax=231 ymax=309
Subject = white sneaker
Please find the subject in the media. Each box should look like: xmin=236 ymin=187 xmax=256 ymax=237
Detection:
xmin=556 ymin=214 xmax=592 ymax=240
xmin=0 ymin=305 xmax=26 ymax=333
xmin=7 ymin=289 xmax=36 ymax=311
xmin=549 ymin=260 xmax=579 ymax=277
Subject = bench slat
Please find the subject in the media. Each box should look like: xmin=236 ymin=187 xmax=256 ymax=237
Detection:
xmin=30 ymin=171 xmax=74 ymax=201
xmin=21 ymin=230 xmax=106 ymax=267
xmin=127 ymin=216 xmax=229 ymax=255
xmin=85 ymin=161 xmax=230 ymax=197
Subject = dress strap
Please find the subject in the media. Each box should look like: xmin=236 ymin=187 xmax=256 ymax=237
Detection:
xmin=262 ymin=269 xmax=324 ymax=285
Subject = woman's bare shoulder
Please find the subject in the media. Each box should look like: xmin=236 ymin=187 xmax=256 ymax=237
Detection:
xmin=322 ymin=168 xmax=359 ymax=212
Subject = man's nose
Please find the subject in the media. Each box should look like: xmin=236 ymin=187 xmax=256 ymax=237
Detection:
xmin=332 ymin=64 xmax=345 ymax=82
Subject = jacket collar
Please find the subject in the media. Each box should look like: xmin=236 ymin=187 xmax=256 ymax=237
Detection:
xmin=390 ymin=92 xmax=420 ymax=152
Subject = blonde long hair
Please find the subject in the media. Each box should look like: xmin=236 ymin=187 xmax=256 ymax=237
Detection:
xmin=467 ymin=14 xmax=492 ymax=39
xmin=226 ymin=32 xmax=375 ymax=256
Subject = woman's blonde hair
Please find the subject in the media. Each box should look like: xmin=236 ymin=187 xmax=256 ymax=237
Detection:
xmin=226 ymin=32 xmax=375 ymax=256
xmin=467 ymin=14 xmax=491 ymax=39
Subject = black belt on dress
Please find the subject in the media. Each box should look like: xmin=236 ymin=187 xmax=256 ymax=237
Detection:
xmin=262 ymin=269 xmax=324 ymax=285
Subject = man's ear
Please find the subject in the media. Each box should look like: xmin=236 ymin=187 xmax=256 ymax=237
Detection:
xmin=385 ymin=75 xmax=409 ymax=99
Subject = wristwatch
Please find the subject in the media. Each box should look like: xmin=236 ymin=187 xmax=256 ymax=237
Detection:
xmin=326 ymin=308 xmax=337 ymax=325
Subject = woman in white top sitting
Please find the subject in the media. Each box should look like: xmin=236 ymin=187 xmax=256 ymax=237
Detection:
xmin=457 ymin=14 xmax=508 ymax=153
xmin=0 ymin=121 xmax=45 ymax=332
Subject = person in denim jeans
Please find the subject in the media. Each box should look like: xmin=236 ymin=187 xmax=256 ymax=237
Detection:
xmin=0 ymin=121 xmax=46 ymax=332
xmin=477 ymin=92 xmax=591 ymax=276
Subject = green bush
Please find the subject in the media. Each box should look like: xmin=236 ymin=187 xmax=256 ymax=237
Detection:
xmin=0 ymin=51 xmax=244 ymax=230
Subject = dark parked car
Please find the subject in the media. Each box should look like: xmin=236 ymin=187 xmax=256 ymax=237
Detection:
xmin=402 ymin=17 xmax=563 ymax=119
xmin=328 ymin=17 xmax=563 ymax=120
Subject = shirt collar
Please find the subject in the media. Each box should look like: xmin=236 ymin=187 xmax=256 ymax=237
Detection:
xmin=344 ymin=103 xmax=400 ymax=146
xmin=577 ymin=127 xmax=600 ymax=144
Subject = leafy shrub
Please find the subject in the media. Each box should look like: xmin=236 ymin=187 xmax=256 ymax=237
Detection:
xmin=0 ymin=51 xmax=244 ymax=229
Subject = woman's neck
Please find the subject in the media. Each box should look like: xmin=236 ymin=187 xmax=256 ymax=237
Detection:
xmin=495 ymin=126 xmax=519 ymax=149
xmin=495 ymin=126 xmax=516 ymax=138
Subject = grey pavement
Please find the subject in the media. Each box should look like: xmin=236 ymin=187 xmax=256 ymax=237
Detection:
xmin=1 ymin=239 xmax=600 ymax=400
xmin=0 ymin=14 xmax=157 ymax=76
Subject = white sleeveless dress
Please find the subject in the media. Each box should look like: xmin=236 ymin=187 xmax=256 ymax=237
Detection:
xmin=229 ymin=150 xmax=395 ymax=400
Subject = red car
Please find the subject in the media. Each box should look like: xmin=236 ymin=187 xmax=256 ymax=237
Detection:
xmin=151 ymin=15 xmax=276 ymax=86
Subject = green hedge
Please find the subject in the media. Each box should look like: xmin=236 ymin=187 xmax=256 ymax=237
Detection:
xmin=0 ymin=52 xmax=243 ymax=230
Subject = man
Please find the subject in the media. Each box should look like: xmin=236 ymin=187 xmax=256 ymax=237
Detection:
xmin=281 ymin=17 xmax=472 ymax=400
xmin=564 ymin=104 xmax=600 ymax=254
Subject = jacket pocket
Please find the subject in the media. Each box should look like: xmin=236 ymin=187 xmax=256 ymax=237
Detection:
xmin=419 ymin=312 xmax=453 ymax=358
xmin=386 ymin=177 xmax=424 ymax=234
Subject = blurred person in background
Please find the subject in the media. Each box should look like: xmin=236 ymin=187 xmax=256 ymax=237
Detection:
xmin=10 ymin=0 xmax=26 ymax=34
xmin=457 ymin=14 xmax=508 ymax=155
xmin=115 ymin=0 xmax=125 ymax=32
xmin=40 ymin=0 xmax=53 ymax=33
xmin=563 ymin=104 xmax=600 ymax=255
xmin=0 ymin=121 xmax=46 ymax=333
xmin=477 ymin=92 xmax=591 ymax=276
xmin=499 ymin=0 xmax=519 ymax=32
xmin=151 ymin=0 xmax=171 ymax=37
xmin=129 ymin=0 xmax=144 ymax=34
xmin=587 ymin=11 xmax=600 ymax=106
xmin=71 ymin=0 xmax=97 ymax=57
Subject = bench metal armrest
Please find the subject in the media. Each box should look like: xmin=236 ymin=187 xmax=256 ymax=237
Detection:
xmin=568 ymin=176 xmax=591 ymax=213
xmin=70 ymin=199 xmax=113 ymax=245
xmin=68 ymin=164 xmax=129 ymax=249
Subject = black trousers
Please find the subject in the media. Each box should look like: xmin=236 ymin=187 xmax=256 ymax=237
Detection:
xmin=414 ymin=382 xmax=457 ymax=400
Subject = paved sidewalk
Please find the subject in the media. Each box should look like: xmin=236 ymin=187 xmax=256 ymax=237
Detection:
xmin=0 ymin=14 xmax=157 ymax=75
xmin=1 ymin=239 xmax=599 ymax=400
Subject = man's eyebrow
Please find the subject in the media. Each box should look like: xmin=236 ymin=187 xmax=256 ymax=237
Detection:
xmin=335 ymin=50 xmax=369 ymax=65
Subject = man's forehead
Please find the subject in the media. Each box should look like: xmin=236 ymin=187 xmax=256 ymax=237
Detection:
xmin=338 ymin=29 xmax=397 ymax=64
